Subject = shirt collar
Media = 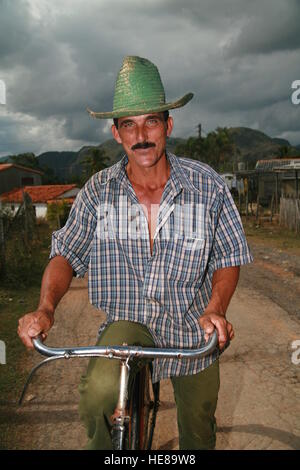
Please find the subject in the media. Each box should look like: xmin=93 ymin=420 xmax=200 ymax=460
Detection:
xmin=103 ymin=151 xmax=200 ymax=195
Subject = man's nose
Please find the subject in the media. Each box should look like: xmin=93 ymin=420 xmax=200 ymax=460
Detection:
xmin=135 ymin=124 xmax=148 ymax=142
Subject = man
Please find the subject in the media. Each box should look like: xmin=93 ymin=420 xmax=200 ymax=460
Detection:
xmin=18 ymin=56 xmax=253 ymax=450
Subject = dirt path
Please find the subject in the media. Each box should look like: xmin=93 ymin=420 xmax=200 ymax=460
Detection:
xmin=1 ymin=242 xmax=300 ymax=450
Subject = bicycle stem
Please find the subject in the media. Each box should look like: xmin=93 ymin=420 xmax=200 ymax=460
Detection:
xmin=113 ymin=355 xmax=131 ymax=417
xmin=111 ymin=357 xmax=131 ymax=450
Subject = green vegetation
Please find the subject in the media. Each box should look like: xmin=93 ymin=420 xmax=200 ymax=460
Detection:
xmin=175 ymin=127 xmax=300 ymax=172
xmin=175 ymin=127 xmax=238 ymax=173
xmin=80 ymin=147 xmax=109 ymax=185
xmin=0 ymin=209 xmax=52 ymax=286
xmin=9 ymin=152 xmax=40 ymax=170
xmin=0 ymin=285 xmax=42 ymax=398
xmin=0 ymin=220 xmax=52 ymax=408
xmin=47 ymin=199 xmax=71 ymax=228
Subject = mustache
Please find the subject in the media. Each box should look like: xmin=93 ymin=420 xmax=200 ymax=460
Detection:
xmin=131 ymin=141 xmax=156 ymax=151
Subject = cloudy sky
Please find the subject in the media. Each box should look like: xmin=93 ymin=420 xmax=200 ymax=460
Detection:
xmin=0 ymin=0 xmax=299 ymax=157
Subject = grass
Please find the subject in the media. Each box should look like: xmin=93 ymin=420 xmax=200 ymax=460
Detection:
xmin=0 ymin=221 xmax=53 ymax=403
xmin=0 ymin=285 xmax=42 ymax=401
xmin=242 ymin=215 xmax=300 ymax=254
xmin=0 ymin=220 xmax=54 ymax=449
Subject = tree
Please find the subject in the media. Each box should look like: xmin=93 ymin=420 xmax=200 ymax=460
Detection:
xmin=278 ymin=145 xmax=291 ymax=159
xmin=174 ymin=127 xmax=235 ymax=172
xmin=81 ymin=147 xmax=109 ymax=185
xmin=47 ymin=200 xmax=71 ymax=229
xmin=40 ymin=164 xmax=60 ymax=184
xmin=10 ymin=153 xmax=40 ymax=170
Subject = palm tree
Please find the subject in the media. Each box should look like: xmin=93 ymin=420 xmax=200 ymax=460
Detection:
xmin=81 ymin=147 xmax=109 ymax=184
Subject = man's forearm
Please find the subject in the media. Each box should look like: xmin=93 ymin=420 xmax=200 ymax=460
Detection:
xmin=204 ymin=266 xmax=240 ymax=317
xmin=198 ymin=266 xmax=239 ymax=348
xmin=38 ymin=255 xmax=74 ymax=316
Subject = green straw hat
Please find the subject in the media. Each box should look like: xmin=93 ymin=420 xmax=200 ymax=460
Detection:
xmin=87 ymin=56 xmax=193 ymax=119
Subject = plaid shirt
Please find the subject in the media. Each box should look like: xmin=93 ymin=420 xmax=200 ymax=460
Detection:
xmin=50 ymin=152 xmax=253 ymax=382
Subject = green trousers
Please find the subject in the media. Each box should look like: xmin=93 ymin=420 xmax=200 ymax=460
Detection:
xmin=78 ymin=321 xmax=220 ymax=450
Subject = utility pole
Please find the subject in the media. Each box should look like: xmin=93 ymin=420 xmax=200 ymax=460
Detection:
xmin=0 ymin=201 xmax=6 ymax=277
xmin=22 ymin=189 xmax=29 ymax=248
xmin=197 ymin=123 xmax=202 ymax=139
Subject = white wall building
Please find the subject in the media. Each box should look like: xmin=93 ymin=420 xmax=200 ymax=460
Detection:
xmin=0 ymin=185 xmax=80 ymax=218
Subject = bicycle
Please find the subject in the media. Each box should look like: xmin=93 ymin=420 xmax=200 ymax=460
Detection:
xmin=19 ymin=330 xmax=218 ymax=450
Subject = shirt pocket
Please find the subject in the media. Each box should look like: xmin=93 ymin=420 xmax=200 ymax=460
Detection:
xmin=164 ymin=236 xmax=206 ymax=285
xmin=159 ymin=236 xmax=206 ymax=326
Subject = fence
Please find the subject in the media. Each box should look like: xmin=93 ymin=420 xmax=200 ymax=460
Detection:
xmin=0 ymin=191 xmax=37 ymax=279
xmin=279 ymin=196 xmax=300 ymax=234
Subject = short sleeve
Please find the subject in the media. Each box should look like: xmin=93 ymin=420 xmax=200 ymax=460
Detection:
xmin=49 ymin=187 xmax=97 ymax=278
xmin=209 ymin=184 xmax=253 ymax=272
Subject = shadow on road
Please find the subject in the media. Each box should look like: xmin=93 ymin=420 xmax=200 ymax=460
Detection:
xmin=218 ymin=424 xmax=300 ymax=450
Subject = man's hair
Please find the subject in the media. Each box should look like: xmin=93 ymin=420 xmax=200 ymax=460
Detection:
xmin=113 ymin=110 xmax=169 ymax=129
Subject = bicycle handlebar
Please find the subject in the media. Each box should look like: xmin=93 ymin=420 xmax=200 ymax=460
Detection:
xmin=18 ymin=331 xmax=219 ymax=406
xmin=32 ymin=330 xmax=218 ymax=361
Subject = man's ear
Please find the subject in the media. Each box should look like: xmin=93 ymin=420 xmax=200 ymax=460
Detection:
xmin=166 ymin=116 xmax=173 ymax=137
xmin=111 ymin=124 xmax=122 ymax=144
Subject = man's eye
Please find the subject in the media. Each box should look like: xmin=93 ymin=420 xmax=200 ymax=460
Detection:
xmin=122 ymin=122 xmax=134 ymax=128
xmin=147 ymin=119 xmax=158 ymax=126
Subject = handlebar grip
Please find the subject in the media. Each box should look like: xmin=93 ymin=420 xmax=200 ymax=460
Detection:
xmin=32 ymin=335 xmax=43 ymax=349
xmin=205 ymin=329 xmax=218 ymax=353
xmin=32 ymin=335 xmax=63 ymax=357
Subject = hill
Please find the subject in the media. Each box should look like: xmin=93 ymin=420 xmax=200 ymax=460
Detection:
xmin=38 ymin=151 xmax=78 ymax=181
xmin=228 ymin=127 xmax=299 ymax=167
xmin=1 ymin=128 xmax=298 ymax=182
xmin=36 ymin=137 xmax=184 ymax=182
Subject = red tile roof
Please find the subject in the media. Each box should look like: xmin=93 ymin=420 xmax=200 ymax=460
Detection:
xmin=0 ymin=185 xmax=78 ymax=203
xmin=0 ymin=163 xmax=43 ymax=175
xmin=0 ymin=164 xmax=13 ymax=171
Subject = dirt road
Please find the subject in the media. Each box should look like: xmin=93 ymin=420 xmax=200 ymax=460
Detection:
xmin=1 ymin=241 xmax=300 ymax=450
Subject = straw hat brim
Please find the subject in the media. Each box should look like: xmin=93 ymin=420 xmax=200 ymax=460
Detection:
xmin=86 ymin=92 xmax=193 ymax=119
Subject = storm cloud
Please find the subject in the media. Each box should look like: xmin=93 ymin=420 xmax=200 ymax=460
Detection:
xmin=0 ymin=0 xmax=299 ymax=157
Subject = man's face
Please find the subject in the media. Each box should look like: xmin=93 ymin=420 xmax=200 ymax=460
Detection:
xmin=111 ymin=113 xmax=173 ymax=169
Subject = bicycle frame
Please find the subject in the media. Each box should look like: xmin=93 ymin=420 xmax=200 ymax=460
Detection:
xmin=19 ymin=330 xmax=218 ymax=449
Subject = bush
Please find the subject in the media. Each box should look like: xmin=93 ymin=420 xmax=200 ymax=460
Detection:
xmin=46 ymin=200 xmax=71 ymax=229
xmin=0 ymin=211 xmax=53 ymax=287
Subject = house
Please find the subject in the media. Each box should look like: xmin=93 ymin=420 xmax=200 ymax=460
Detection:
xmin=255 ymin=158 xmax=300 ymax=205
xmin=273 ymin=161 xmax=300 ymax=198
xmin=235 ymin=157 xmax=300 ymax=207
xmin=0 ymin=163 xmax=43 ymax=195
xmin=0 ymin=184 xmax=80 ymax=218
